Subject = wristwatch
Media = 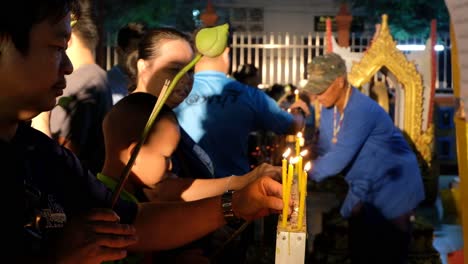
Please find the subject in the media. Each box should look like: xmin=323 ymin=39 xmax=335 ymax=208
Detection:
xmin=221 ymin=190 xmax=241 ymax=225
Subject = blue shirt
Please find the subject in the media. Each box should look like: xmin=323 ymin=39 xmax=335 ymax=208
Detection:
xmin=172 ymin=127 xmax=215 ymax=179
xmin=175 ymin=71 xmax=294 ymax=178
xmin=308 ymin=87 xmax=425 ymax=219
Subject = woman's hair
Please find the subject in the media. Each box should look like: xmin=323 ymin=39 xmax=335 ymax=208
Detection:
xmin=125 ymin=27 xmax=192 ymax=90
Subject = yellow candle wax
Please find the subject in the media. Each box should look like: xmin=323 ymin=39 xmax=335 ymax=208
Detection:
xmin=281 ymin=149 xmax=291 ymax=228
xmin=281 ymin=148 xmax=291 ymax=187
xmin=303 ymin=161 xmax=312 ymax=197
xmin=297 ymin=156 xmax=303 ymax=193
xmin=286 ymin=162 xmax=294 ymax=199
xmin=298 ymin=150 xmax=308 ymax=193
xmin=298 ymin=161 xmax=312 ymax=230
xmin=282 ymin=160 xmax=294 ymax=227
xmin=297 ymin=181 xmax=306 ymax=229
xmin=282 ymin=158 xmax=287 ymax=191
xmin=294 ymin=89 xmax=299 ymax=102
xmin=281 ymin=158 xmax=287 ymax=227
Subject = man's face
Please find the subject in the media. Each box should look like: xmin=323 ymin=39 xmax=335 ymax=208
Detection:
xmin=315 ymin=76 xmax=345 ymax=108
xmin=0 ymin=12 xmax=73 ymax=121
xmin=144 ymin=39 xmax=194 ymax=108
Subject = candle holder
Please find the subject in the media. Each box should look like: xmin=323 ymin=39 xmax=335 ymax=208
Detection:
xmin=275 ymin=171 xmax=307 ymax=264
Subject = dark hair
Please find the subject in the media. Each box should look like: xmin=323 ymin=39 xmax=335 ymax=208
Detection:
xmin=138 ymin=27 xmax=191 ymax=62
xmin=233 ymin=64 xmax=258 ymax=81
xmin=126 ymin=27 xmax=192 ymax=86
xmin=71 ymin=0 xmax=98 ymax=51
xmin=267 ymin=84 xmax=285 ymax=101
xmin=117 ymin=22 xmax=147 ymax=52
xmin=0 ymin=0 xmax=79 ymax=55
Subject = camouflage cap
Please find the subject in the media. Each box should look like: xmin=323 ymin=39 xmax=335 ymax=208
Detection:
xmin=304 ymin=53 xmax=347 ymax=95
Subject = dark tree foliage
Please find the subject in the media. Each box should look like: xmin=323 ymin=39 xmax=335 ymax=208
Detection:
xmin=349 ymin=0 xmax=450 ymax=40
xmin=102 ymin=0 xmax=178 ymax=39
xmin=101 ymin=0 xmax=208 ymax=39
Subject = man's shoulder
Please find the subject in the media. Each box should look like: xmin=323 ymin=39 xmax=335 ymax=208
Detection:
xmin=17 ymin=124 xmax=69 ymax=155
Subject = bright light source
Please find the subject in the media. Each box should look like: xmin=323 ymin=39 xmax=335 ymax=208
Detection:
xmin=434 ymin=45 xmax=444 ymax=51
xmin=299 ymin=79 xmax=308 ymax=88
xmin=192 ymin=9 xmax=200 ymax=17
xmin=396 ymin=44 xmax=444 ymax=51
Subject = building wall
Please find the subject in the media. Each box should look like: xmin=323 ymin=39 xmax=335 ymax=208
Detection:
xmin=213 ymin=0 xmax=340 ymax=33
xmin=433 ymin=94 xmax=458 ymax=174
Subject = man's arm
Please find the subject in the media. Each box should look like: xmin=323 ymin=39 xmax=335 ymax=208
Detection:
xmin=131 ymin=176 xmax=283 ymax=251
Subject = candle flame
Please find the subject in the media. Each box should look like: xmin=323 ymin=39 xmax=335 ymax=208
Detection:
xmin=290 ymin=156 xmax=300 ymax=164
xmin=287 ymin=108 xmax=291 ymax=113
xmin=300 ymin=149 xmax=308 ymax=156
xmin=296 ymin=132 xmax=302 ymax=138
xmin=294 ymin=89 xmax=299 ymax=95
xmin=282 ymin=148 xmax=291 ymax=158
xmin=304 ymin=161 xmax=312 ymax=171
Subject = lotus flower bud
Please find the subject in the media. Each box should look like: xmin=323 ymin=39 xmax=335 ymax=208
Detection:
xmin=195 ymin=23 xmax=229 ymax=58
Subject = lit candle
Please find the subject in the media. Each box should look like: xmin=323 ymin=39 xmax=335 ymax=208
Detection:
xmin=299 ymin=136 xmax=305 ymax=147
xmin=282 ymin=157 xmax=295 ymax=227
xmin=303 ymin=161 xmax=312 ymax=195
xmin=295 ymin=132 xmax=302 ymax=156
xmin=297 ymin=155 xmax=302 ymax=196
xmin=297 ymin=149 xmax=308 ymax=193
xmin=282 ymin=148 xmax=291 ymax=187
xmin=281 ymin=148 xmax=291 ymax=227
xmin=298 ymin=161 xmax=312 ymax=229
xmin=294 ymin=89 xmax=299 ymax=102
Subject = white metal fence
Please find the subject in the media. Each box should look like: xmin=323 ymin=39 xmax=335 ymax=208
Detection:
xmin=230 ymin=32 xmax=452 ymax=90
xmin=105 ymin=32 xmax=452 ymax=91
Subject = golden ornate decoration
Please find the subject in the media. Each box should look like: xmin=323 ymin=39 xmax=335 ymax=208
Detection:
xmin=370 ymin=80 xmax=390 ymax=113
xmin=348 ymin=14 xmax=433 ymax=166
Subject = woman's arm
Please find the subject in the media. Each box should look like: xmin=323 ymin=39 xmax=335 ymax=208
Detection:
xmin=147 ymin=163 xmax=281 ymax=201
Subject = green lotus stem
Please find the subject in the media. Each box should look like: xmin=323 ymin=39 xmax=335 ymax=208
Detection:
xmin=110 ymin=53 xmax=203 ymax=208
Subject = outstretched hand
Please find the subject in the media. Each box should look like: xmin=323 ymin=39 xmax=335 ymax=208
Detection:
xmin=232 ymin=176 xmax=283 ymax=221
xmin=53 ymin=208 xmax=138 ymax=264
xmin=289 ymin=100 xmax=311 ymax=117
xmin=251 ymin=163 xmax=281 ymax=181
